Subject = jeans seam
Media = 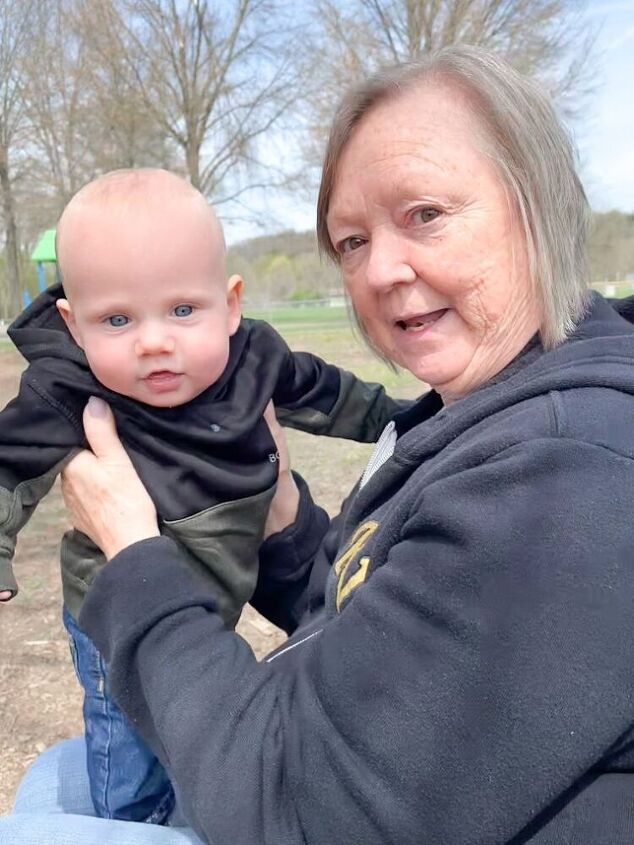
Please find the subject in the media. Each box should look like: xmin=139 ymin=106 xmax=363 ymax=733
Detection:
xmin=97 ymin=649 xmax=114 ymax=818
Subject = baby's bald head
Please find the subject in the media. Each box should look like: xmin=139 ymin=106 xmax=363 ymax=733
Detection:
xmin=57 ymin=169 xmax=227 ymax=300
xmin=54 ymin=169 xmax=243 ymax=408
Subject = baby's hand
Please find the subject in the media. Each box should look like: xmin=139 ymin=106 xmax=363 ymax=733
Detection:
xmin=262 ymin=401 xmax=300 ymax=538
xmin=0 ymin=590 xmax=12 ymax=602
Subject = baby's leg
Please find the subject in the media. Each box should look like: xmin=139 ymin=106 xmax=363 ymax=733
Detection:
xmin=63 ymin=608 xmax=175 ymax=823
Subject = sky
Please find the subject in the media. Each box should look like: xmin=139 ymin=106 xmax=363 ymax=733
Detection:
xmin=579 ymin=0 xmax=634 ymax=212
xmin=223 ymin=0 xmax=634 ymax=245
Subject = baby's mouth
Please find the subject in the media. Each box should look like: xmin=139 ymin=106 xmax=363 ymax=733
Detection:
xmin=142 ymin=370 xmax=185 ymax=393
xmin=145 ymin=370 xmax=181 ymax=381
xmin=396 ymin=309 xmax=448 ymax=331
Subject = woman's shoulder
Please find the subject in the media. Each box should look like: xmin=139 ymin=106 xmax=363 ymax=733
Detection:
xmin=452 ymin=382 xmax=634 ymax=469
xmin=394 ymin=380 xmax=634 ymax=508
xmin=547 ymin=383 xmax=634 ymax=462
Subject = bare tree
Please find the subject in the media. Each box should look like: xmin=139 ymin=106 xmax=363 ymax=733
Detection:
xmin=20 ymin=0 xmax=103 ymax=217
xmin=0 ymin=0 xmax=37 ymax=317
xmin=89 ymin=0 xmax=301 ymax=204
xmin=15 ymin=0 xmax=177 ymax=251
xmin=306 ymin=0 xmax=596 ymax=152
xmin=77 ymin=0 xmax=178 ymax=173
xmin=0 ymin=0 xmax=311 ymax=315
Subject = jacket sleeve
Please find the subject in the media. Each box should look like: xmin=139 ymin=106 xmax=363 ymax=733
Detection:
xmin=270 ymin=333 xmax=407 ymax=443
xmin=0 ymin=375 xmax=81 ymax=596
xmin=79 ymin=437 xmax=634 ymax=845
xmin=250 ymin=473 xmax=334 ymax=633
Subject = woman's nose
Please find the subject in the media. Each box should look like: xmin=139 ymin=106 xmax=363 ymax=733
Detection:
xmin=134 ymin=323 xmax=175 ymax=356
xmin=365 ymin=231 xmax=417 ymax=291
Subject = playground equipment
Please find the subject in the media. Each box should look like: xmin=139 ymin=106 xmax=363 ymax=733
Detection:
xmin=26 ymin=229 xmax=58 ymax=308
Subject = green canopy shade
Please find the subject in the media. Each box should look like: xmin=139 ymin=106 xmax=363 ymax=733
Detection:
xmin=31 ymin=229 xmax=57 ymax=263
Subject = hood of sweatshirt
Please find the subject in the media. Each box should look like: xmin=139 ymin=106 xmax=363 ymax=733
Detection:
xmin=8 ymin=284 xmax=89 ymax=369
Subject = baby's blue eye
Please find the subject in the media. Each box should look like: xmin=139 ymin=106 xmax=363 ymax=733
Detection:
xmin=173 ymin=304 xmax=193 ymax=317
xmin=107 ymin=315 xmax=129 ymax=327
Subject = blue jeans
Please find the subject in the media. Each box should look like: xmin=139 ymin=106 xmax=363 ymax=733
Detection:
xmin=0 ymin=737 xmax=205 ymax=844
xmin=63 ymin=608 xmax=175 ymax=823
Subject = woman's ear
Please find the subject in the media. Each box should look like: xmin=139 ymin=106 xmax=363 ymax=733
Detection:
xmin=226 ymin=274 xmax=243 ymax=335
xmin=56 ymin=299 xmax=83 ymax=348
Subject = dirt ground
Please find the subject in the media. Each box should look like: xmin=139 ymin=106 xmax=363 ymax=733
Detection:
xmin=0 ymin=338 xmax=419 ymax=814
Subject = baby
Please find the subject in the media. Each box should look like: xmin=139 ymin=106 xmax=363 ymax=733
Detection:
xmin=0 ymin=169 xmax=400 ymax=823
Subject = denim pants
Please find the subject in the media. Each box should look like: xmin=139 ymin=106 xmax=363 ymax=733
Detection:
xmin=0 ymin=737 xmax=205 ymax=845
xmin=63 ymin=607 xmax=175 ymax=823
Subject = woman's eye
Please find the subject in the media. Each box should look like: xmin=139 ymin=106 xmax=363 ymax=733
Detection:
xmin=107 ymin=314 xmax=129 ymax=327
xmin=413 ymin=207 xmax=441 ymax=224
xmin=173 ymin=304 xmax=193 ymax=317
xmin=339 ymin=236 xmax=366 ymax=254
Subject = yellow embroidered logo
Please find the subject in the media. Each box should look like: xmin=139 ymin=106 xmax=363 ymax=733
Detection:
xmin=333 ymin=521 xmax=378 ymax=611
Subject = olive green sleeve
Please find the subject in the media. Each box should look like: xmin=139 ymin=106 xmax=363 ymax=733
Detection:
xmin=154 ymin=487 xmax=275 ymax=629
xmin=277 ymin=367 xmax=406 ymax=443
xmin=0 ymin=454 xmax=78 ymax=597
xmin=0 ymin=374 xmax=82 ymax=598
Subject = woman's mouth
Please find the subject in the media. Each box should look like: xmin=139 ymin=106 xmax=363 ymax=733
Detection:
xmin=396 ymin=309 xmax=448 ymax=332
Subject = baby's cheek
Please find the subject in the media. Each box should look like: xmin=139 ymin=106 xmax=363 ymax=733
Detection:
xmin=86 ymin=345 xmax=132 ymax=394
xmin=201 ymin=338 xmax=230 ymax=378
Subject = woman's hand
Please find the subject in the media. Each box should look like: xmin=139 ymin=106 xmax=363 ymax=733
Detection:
xmin=262 ymin=401 xmax=300 ymax=538
xmin=61 ymin=397 xmax=160 ymax=559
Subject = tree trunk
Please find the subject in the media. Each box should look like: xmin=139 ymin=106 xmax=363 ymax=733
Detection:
xmin=0 ymin=149 xmax=21 ymax=318
xmin=186 ymin=141 xmax=202 ymax=191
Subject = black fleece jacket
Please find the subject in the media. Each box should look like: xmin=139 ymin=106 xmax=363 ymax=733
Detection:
xmin=82 ymin=293 xmax=634 ymax=845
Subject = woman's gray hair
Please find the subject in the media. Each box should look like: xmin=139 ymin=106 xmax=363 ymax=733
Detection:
xmin=317 ymin=44 xmax=590 ymax=349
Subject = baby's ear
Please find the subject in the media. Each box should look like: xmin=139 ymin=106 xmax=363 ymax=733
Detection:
xmin=226 ymin=274 xmax=243 ymax=335
xmin=56 ymin=299 xmax=83 ymax=347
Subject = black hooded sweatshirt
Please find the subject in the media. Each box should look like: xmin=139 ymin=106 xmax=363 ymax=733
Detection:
xmin=82 ymin=293 xmax=634 ymax=844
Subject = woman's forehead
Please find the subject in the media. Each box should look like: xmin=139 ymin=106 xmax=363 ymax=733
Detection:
xmin=328 ymin=86 xmax=491 ymax=209
xmin=352 ymin=83 xmax=481 ymax=159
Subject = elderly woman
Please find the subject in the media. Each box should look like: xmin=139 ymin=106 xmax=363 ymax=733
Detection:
xmin=3 ymin=45 xmax=634 ymax=845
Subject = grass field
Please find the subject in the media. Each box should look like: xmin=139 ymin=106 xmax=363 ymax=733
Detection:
xmin=590 ymin=282 xmax=634 ymax=299
xmin=0 ymin=315 xmax=422 ymax=814
xmin=244 ymin=303 xmax=350 ymax=328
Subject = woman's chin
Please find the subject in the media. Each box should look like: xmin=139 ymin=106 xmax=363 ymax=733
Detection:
xmin=396 ymin=351 xmax=466 ymax=393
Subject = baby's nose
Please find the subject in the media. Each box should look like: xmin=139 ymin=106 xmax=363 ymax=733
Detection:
xmin=134 ymin=323 xmax=175 ymax=355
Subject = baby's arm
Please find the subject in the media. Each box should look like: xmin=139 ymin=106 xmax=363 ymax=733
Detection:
xmin=0 ymin=372 xmax=82 ymax=600
xmin=266 ymin=326 xmax=408 ymax=442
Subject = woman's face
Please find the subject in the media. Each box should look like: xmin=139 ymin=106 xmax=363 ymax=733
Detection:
xmin=326 ymin=83 xmax=542 ymax=402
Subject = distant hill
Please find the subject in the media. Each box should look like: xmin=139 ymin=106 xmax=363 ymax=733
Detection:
xmin=228 ymin=230 xmax=319 ymax=263
xmin=227 ymin=229 xmax=341 ymax=304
